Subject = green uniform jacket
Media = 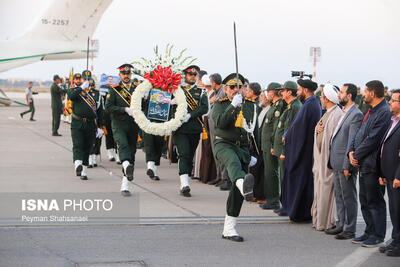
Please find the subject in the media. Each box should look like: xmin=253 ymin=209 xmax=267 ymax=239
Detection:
xmin=212 ymin=97 xmax=258 ymax=149
xmin=67 ymin=86 xmax=98 ymax=120
xmin=50 ymin=83 xmax=66 ymax=112
xmin=358 ymin=96 xmax=371 ymax=115
xmin=273 ymin=98 xmax=302 ymax=156
xmin=88 ymin=87 xmax=104 ymax=127
xmin=261 ymin=99 xmax=285 ymax=152
xmin=174 ymin=84 xmax=208 ymax=134
xmin=105 ymin=81 xmax=137 ymax=123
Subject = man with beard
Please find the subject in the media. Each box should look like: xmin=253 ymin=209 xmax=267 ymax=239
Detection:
xmin=260 ymin=82 xmax=285 ymax=210
xmin=311 ymin=84 xmax=342 ymax=231
xmin=281 ymin=79 xmax=321 ymax=222
xmin=67 ymin=72 xmax=98 ymax=180
xmin=173 ymin=65 xmax=208 ymax=197
xmin=212 ymin=73 xmax=257 ymax=242
xmin=273 ymin=81 xmax=301 ymax=215
xmin=328 ymin=83 xmax=363 ymax=239
xmin=348 ymin=80 xmax=391 ymax=247
xmin=105 ymin=64 xmax=139 ymax=196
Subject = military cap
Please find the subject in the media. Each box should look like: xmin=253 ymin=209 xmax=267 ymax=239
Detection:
xmin=53 ymin=75 xmax=61 ymax=80
xmin=281 ymin=80 xmax=298 ymax=91
xmin=266 ymin=82 xmax=282 ymax=91
xmin=82 ymin=70 xmax=92 ymax=79
xmin=297 ymin=78 xmax=318 ymax=91
xmin=73 ymin=73 xmax=82 ymax=79
xmin=222 ymin=73 xmax=245 ymax=86
xmin=183 ymin=65 xmax=200 ymax=74
xmin=118 ymin=63 xmax=134 ymax=74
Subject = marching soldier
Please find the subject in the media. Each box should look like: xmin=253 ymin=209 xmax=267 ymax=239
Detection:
xmin=172 ymin=65 xmax=208 ymax=197
xmin=142 ymin=89 xmax=164 ymax=181
xmin=67 ymin=72 xmax=99 ymax=180
xmin=86 ymin=77 xmax=104 ymax=168
xmin=212 ymin=73 xmax=258 ymax=242
xmin=260 ymin=82 xmax=285 ymax=210
xmin=272 ymin=81 xmax=302 ymax=215
xmin=105 ymin=64 xmax=139 ymax=196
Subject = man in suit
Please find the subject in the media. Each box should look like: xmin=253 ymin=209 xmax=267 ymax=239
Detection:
xmin=327 ymin=83 xmax=363 ymax=239
xmin=378 ymin=89 xmax=400 ymax=256
xmin=348 ymin=80 xmax=392 ymax=247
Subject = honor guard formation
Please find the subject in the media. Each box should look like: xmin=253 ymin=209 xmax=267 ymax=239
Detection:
xmin=41 ymin=65 xmax=400 ymax=256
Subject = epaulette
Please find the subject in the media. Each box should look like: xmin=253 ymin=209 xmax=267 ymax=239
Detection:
xmin=112 ymin=83 xmax=119 ymax=88
xmin=275 ymin=101 xmax=279 ymax=106
xmin=245 ymin=97 xmax=256 ymax=103
xmin=133 ymin=81 xmax=141 ymax=86
xmin=218 ymin=97 xmax=230 ymax=102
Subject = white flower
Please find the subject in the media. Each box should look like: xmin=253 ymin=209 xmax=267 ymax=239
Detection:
xmin=130 ymin=80 xmax=187 ymax=136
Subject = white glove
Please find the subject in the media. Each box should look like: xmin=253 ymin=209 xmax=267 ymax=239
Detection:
xmin=249 ymin=156 xmax=257 ymax=167
xmin=81 ymin=80 xmax=89 ymax=90
xmin=124 ymin=107 xmax=133 ymax=116
xmin=231 ymin=94 xmax=243 ymax=107
xmin=96 ymin=128 xmax=103 ymax=138
xmin=183 ymin=113 xmax=191 ymax=123
xmin=170 ymin=98 xmax=177 ymax=105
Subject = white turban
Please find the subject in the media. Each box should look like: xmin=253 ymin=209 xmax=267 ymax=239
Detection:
xmin=201 ymin=75 xmax=211 ymax=86
xmin=323 ymin=83 xmax=340 ymax=104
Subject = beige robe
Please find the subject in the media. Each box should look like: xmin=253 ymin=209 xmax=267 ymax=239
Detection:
xmin=311 ymin=105 xmax=342 ymax=230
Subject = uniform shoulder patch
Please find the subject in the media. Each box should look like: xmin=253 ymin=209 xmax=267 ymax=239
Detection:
xmin=274 ymin=110 xmax=280 ymax=117
xmin=275 ymin=101 xmax=279 ymax=106
xmin=112 ymin=84 xmax=119 ymax=88
xmin=218 ymin=97 xmax=229 ymax=102
xmin=245 ymin=97 xmax=255 ymax=103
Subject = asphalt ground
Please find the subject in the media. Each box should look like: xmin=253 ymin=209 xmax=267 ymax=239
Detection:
xmin=0 ymin=93 xmax=398 ymax=266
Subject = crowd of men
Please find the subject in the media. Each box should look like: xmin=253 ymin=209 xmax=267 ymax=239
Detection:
xmin=45 ymin=65 xmax=400 ymax=254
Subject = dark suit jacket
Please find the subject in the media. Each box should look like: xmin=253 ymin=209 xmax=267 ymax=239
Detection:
xmin=348 ymin=99 xmax=392 ymax=173
xmin=377 ymin=117 xmax=400 ymax=180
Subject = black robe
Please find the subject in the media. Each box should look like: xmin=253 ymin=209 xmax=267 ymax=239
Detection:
xmin=281 ymin=96 xmax=321 ymax=221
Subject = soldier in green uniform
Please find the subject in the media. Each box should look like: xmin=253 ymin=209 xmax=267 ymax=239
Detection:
xmin=384 ymin=86 xmax=391 ymax=102
xmin=142 ymin=86 xmax=164 ymax=181
xmin=259 ymin=82 xmax=286 ymax=210
xmin=359 ymin=95 xmax=371 ymax=115
xmin=105 ymin=64 xmax=139 ymax=196
xmin=51 ymin=75 xmax=66 ymax=136
xmin=172 ymin=65 xmax=208 ymax=197
xmin=86 ymin=76 xmax=104 ymax=168
xmin=67 ymin=72 xmax=99 ymax=180
xmin=212 ymin=73 xmax=258 ymax=242
xmin=354 ymin=87 xmax=363 ymax=108
xmin=272 ymin=81 xmax=302 ymax=215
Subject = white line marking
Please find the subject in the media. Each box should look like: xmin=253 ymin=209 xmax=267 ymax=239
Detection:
xmin=8 ymin=116 xmax=15 ymax=120
xmin=334 ymin=225 xmax=393 ymax=267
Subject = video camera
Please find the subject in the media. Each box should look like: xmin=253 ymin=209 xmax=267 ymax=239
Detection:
xmin=291 ymin=71 xmax=313 ymax=79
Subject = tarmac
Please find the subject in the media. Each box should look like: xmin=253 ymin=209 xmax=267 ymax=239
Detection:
xmin=0 ymin=93 xmax=398 ymax=267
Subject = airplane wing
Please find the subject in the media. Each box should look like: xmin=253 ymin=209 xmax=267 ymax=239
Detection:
xmin=0 ymin=0 xmax=113 ymax=73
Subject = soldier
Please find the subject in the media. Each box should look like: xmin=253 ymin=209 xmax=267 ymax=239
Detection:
xmin=273 ymin=81 xmax=302 ymax=216
xmin=51 ymin=75 xmax=66 ymax=136
xmin=212 ymin=73 xmax=258 ymax=242
xmin=100 ymin=75 xmax=118 ymax=162
xmin=105 ymin=64 xmax=139 ymax=196
xmin=67 ymin=72 xmax=99 ymax=180
xmin=172 ymin=65 xmax=208 ymax=197
xmin=260 ymin=82 xmax=286 ymax=210
xmin=142 ymin=91 xmax=164 ymax=181
xmin=86 ymin=76 xmax=104 ymax=168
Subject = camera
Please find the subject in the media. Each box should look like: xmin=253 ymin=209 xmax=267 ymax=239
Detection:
xmin=291 ymin=71 xmax=313 ymax=79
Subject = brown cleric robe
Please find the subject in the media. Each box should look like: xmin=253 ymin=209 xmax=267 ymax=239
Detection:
xmin=311 ymin=105 xmax=342 ymax=230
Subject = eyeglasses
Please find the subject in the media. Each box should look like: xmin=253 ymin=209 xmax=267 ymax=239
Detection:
xmin=229 ymin=85 xmax=242 ymax=90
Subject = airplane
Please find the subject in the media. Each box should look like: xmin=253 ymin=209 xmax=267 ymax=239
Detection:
xmin=0 ymin=0 xmax=113 ymax=73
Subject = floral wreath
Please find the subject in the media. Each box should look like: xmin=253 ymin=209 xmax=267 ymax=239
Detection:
xmin=130 ymin=45 xmax=196 ymax=136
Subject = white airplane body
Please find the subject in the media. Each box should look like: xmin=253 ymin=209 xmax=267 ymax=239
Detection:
xmin=0 ymin=0 xmax=113 ymax=73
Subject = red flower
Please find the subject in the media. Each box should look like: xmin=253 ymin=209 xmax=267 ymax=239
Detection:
xmin=144 ymin=65 xmax=181 ymax=93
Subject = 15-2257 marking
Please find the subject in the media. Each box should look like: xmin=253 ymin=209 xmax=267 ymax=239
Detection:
xmin=41 ymin=19 xmax=69 ymax=26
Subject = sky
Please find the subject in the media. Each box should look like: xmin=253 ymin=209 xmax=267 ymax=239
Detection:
xmin=0 ymin=0 xmax=399 ymax=89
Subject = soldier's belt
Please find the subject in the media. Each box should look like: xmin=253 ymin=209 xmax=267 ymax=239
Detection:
xmin=72 ymin=113 xmax=95 ymax=123
xmin=215 ymin=136 xmax=249 ymax=147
